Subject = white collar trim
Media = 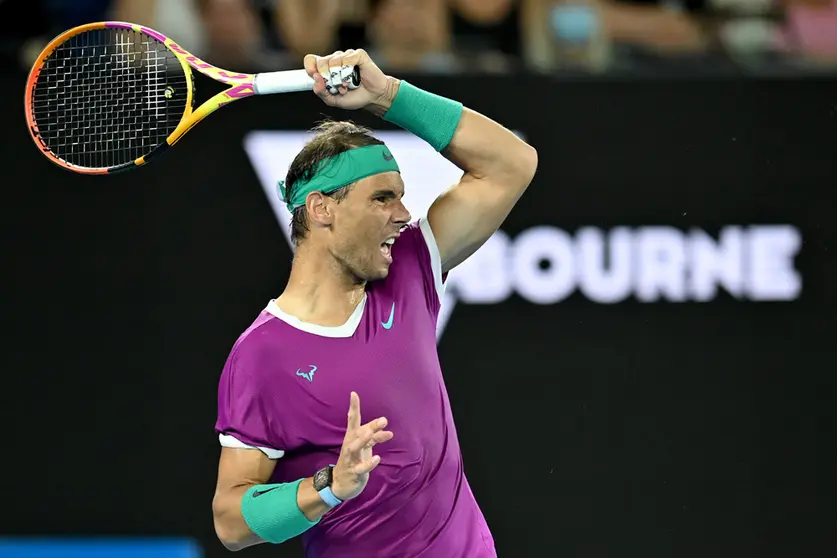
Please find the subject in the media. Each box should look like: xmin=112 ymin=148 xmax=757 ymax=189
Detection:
xmin=264 ymin=297 xmax=366 ymax=338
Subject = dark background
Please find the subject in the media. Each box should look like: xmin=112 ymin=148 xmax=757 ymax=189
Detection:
xmin=3 ymin=68 xmax=837 ymax=557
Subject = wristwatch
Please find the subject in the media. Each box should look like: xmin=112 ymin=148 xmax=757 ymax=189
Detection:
xmin=313 ymin=465 xmax=343 ymax=508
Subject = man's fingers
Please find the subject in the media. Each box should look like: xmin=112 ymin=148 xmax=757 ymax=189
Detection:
xmin=303 ymin=54 xmax=318 ymax=77
xmin=346 ymin=417 xmax=388 ymax=454
xmin=334 ymin=49 xmax=355 ymax=92
xmin=315 ymin=54 xmax=330 ymax=79
xmin=318 ymin=51 xmax=342 ymax=95
xmin=307 ymin=49 xmax=364 ymax=100
xmin=342 ymin=48 xmax=368 ymax=69
xmin=314 ymin=54 xmax=332 ymax=95
xmin=312 ymin=73 xmax=328 ymax=97
xmin=353 ymin=454 xmax=382 ymax=475
xmin=346 ymin=391 xmax=361 ymax=433
xmin=327 ymin=50 xmax=344 ymax=90
xmin=372 ymin=430 xmax=394 ymax=445
xmin=355 ymin=429 xmax=393 ymax=452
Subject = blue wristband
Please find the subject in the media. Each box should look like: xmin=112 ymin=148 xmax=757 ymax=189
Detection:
xmin=317 ymin=486 xmax=343 ymax=508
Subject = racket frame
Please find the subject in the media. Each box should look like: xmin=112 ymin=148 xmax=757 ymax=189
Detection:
xmin=24 ymin=21 xmax=340 ymax=175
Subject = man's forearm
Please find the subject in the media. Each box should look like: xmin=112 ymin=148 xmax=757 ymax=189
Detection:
xmin=213 ymin=484 xmax=265 ymax=551
xmin=213 ymin=477 xmax=330 ymax=550
xmin=296 ymin=476 xmax=334 ymax=521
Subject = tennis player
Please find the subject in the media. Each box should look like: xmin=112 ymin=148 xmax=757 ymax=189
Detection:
xmin=212 ymin=48 xmax=537 ymax=557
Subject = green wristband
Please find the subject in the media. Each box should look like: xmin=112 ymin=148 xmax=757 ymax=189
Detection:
xmin=240 ymin=480 xmax=319 ymax=544
xmin=382 ymin=81 xmax=463 ymax=152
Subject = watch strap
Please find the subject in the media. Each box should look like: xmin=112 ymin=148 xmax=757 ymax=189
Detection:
xmin=317 ymin=485 xmax=343 ymax=507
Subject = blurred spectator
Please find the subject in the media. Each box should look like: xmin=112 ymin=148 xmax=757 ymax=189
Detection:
xmin=195 ymin=0 xmax=269 ymax=70
xmin=685 ymin=0 xmax=837 ymax=69
xmin=273 ymin=0 xmax=342 ymax=59
xmin=450 ymin=0 xmax=523 ymax=71
xmin=1 ymin=0 xmax=834 ymax=75
xmin=115 ymin=0 xmax=296 ymax=71
xmin=522 ymin=0 xmax=614 ymax=71
xmin=523 ymin=0 xmax=716 ymax=72
xmin=365 ymin=0 xmax=463 ymax=73
xmin=110 ymin=0 xmax=206 ymax=54
xmin=709 ymin=0 xmax=783 ymax=60
xmin=776 ymin=0 xmax=837 ymax=63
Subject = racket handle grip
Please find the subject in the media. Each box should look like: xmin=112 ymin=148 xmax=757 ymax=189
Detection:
xmin=254 ymin=66 xmax=361 ymax=95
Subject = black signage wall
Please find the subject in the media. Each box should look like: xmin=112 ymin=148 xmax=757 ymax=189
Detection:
xmin=3 ymin=72 xmax=836 ymax=558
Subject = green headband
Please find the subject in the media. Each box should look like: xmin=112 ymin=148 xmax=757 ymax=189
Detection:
xmin=278 ymin=144 xmax=400 ymax=213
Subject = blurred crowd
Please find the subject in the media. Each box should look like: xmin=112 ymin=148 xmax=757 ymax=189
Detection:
xmin=1 ymin=0 xmax=836 ymax=75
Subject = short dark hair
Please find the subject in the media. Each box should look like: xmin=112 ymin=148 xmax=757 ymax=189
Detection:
xmin=284 ymin=120 xmax=384 ymax=246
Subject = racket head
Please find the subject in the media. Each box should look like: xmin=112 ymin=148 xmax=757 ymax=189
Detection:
xmin=24 ymin=22 xmax=196 ymax=174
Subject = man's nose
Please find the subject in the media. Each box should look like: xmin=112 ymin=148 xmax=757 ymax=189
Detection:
xmin=392 ymin=199 xmax=411 ymax=224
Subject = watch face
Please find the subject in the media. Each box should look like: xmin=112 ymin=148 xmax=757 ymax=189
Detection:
xmin=313 ymin=467 xmax=330 ymax=491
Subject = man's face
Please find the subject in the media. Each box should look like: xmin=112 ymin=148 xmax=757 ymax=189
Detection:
xmin=328 ymin=171 xmax=411 ymax=282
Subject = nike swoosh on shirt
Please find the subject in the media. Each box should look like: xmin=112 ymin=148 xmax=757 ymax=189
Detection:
xmin=382 ymin=302 xmax=395 ymax=329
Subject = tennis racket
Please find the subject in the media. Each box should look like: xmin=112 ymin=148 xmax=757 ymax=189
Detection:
xmin=24 ymin=21 xmax=360 ymax=175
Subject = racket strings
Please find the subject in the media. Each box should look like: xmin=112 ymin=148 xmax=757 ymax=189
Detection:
xmin=31 ymin=29 xmax=189 ymax=170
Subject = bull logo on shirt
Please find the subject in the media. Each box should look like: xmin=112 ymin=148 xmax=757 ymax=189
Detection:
xmin=296 ymin=365 xmax=317 ymax=382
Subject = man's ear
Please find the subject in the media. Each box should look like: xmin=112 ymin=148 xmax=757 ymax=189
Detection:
xmin=306 ymin=191 xmax=335 ymax=228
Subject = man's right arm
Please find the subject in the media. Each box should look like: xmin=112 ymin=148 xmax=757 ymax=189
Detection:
xmin=212 ymin=447 xmax=333 ymax=551
xmin=213 ymin=392 xmax=393 ymax=551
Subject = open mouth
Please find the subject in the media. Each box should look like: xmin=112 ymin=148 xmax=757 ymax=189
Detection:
xmin=380 ymin=237 xmax=396 ymax=262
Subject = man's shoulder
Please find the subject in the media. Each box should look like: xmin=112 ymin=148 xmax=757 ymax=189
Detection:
xmin=226 ymin=307 xmax=292 ymax=371
xmin=235 ymin=306 xmax=280 ymax=343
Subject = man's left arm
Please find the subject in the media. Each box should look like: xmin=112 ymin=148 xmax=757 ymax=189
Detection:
xmin=367 ymin=79 xmax=538 ymax=274
xmin=430 ymin=107 xmax=538 ymax=273
xmin=305 ymin=52 xmax=537 ymax=274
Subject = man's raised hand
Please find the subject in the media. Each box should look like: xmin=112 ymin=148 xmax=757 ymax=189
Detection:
xmin=330 ymin=392 xmax=394 ymax=502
